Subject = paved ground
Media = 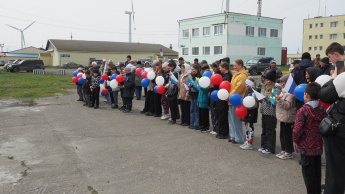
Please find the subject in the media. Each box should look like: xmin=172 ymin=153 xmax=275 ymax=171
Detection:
xmin=0 ymin=90 xmax=326 ymax=194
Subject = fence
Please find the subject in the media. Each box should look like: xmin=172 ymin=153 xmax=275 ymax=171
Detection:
xmin=33 ymin=69 xmax=45 ymax=75
xmin=57 ymin=69 xmax=66 ymax=75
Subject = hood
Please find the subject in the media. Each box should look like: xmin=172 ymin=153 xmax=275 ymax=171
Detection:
xmin=299 ymin=59 xmax=313 ymax=68
xmin=306 ymin=67 xmax=319 ymax=82
xmin=183 ymin=63 xmax=191 ymax=76
xmin=236 ymin=69 xmax=249 ymax=77
xmin=305 ymin=102 xmax=326 ymax=122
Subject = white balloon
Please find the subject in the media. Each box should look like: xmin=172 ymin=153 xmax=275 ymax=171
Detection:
xmin=82 ymin=74 xmax=86 ymax=79
xmin=147 ymin=71 xmax=155 ymax=80
xmin=315 ymin=75 xmax=331 ymax=87
xmin=100 ymin=84 xmax=105 ymax=91
xmin=145 ymin=68 xmax=152 ymax=72
xmin=217 ymin=89 xmax=229 ymax=100
xmin=155 ymin=76 xmax=164 ymax=85
xmin=77 ymin=73 xmax=83 ymax=77
xmin=199 ymin=77 xmax=210 ymax=88
xmin=243 ymin=96 xmax=256 ymax=108
xmin=110 ymin=80 xmax=118 ymax=89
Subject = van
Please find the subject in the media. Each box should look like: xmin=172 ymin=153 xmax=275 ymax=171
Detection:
xmin=244 ymin=57 xmax=274 ymax=75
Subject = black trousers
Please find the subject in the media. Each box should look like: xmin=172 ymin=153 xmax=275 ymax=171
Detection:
xmin=153 ymin=93 xmax=162 ymax=116
xmin=143 ymin=90 xmax=153 ymax=112
xmin=217 ymin=106 xmax=229 ymax=136
xmin=199 ymin=107 xmax=210 ymax=129
xmin=280 ymin=122 xmax=294 ymax=153
xmin=77 ymin=85 xmax=83 ymax=100
xmin=324 ymin=127 xmax=345 ymax=194
xmin=91 ymin=87 xmax=100 ymax=107
xmin=144 ymin=87 xmax=147 ymax=97
xmin=300 ymin=154 xmax=322 ymax=194
xmin=180 ymin=100 xmax=190 ymax=125
xmin=168 ymin=97 xmax=178 ymax=121
xmin=84 ymin=92 xmax=91 ymax=106
xmin=210 ymin=101 xmax=219 ymax=133
xmin=123 ymin=97 xmax=133 ymax=111
xmin=261 ymin=115 xmax=277 ymax=153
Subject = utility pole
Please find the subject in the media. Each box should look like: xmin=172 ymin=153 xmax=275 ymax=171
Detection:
xmin=226 ymin=0 xmax=229 ymax=12
xmin=0 ymin=43 xmax=4 ymax=52
xmin=71 ymin=33 xmax=73 ymax=40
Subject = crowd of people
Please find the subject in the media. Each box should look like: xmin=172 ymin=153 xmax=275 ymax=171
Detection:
xmin=74 ymin=42 xmax=345 ymax=193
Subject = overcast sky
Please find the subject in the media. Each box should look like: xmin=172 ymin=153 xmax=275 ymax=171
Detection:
xmin=1 ymin=0 xmax=344 ymax=54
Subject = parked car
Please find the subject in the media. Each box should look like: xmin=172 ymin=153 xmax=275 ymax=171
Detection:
xmin=8 ymin=59 xmax=45 ymax=72
xmin=244 ymin=57 xmax=274 ymax=75
xmin=4 ymin=59 xmax=21 ymax=71
xmin=62 ymin=62 xmax=83 ymax=69
xmin=88 ymin=60 xmax=102 ymax=68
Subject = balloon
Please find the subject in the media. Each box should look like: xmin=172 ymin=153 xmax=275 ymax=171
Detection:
xmin=101 ymin=92 xmax=106 ymax=96
xmin=217 ymin=89 xmax=229 ymax=100
xmin=72 ymin=77 xmax=78 ymax=83
xmin=110 ymin=80 xmax=118 ymax=89
xmin=147 ymin=71 xmax=155 ymax=80
xmin=315 ymin=75 xmax=331 ymax=87
xmin=319 ymin=100 xmax=331 ymax=110
xmin=77 ymin=73 xmax=83 ymax=78
xmin=100 ymin=79 xmax=104 ymax=84
xmin=102 ymin=88 xmax=108 ymax=94
xmin=229 ymin=93 xmax=243 ymax=106
xmin=116 ymin=75 xmax=124 ymax=82
xmin=243 ymin=96 xmax=255 ymax=108
xmin=82 ymin=74 xmax=86 ymax=79
xmin=235 ymin=104 xmax=248 ymax=118
xmin=199 ymin=77 xmax=211 ymax=88
xmin=112 ymin=73 xmax=118 ymax=79
xmin=141 ymin=78 xmax=150 ymax=87
xmin=136 ymin=68 xmax=143 ymax=76
xmin=294 ymin=83 xmax=307 ymax=102
xmin=101 ymin=74 xmax=108 ymax=81
xmin=210 ymin=74 xmax=222 ymax=85
xmin=202 ymin=71 xmax=212 ymax=78
xmin=157 ymin=85 xmax=165 ymax=94
xmin=155 ymin=76 xmax=164 ymax=85
xmin=77 ymin=77 xmax=84 ymax=84
xmin=100 ymin=84 xmax=105 ymax=91
xmin=73 ymin=71 xmax=78 ymax=77
xmin=141 ymin=71 xmax=148 ymax=79
xmin=154 ymin=85 xmax=158 ymax=93
xmin=211 ymin=90 xmax=220 ymax=101
xmin=145 ymin=68 xmax=152 ymax=72
xmin=219 ymin=81 xmax=231 ymax=91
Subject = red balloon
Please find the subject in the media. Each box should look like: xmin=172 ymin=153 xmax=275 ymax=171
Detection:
xmin=102 ymin=88 xmax=109 ymax=94
xmin=116 ymin=75 xmax=124 ymax=82
xmin=235 ymin=104 xmax=248 ymax=118
xmin=319 ymin=100 xmax=331 ymax=110
xmin=210 ymin=74 xmax=222 ymax=85
xmin=77 ymin=74 xmax=83 ymax=78
xmin=101 ymin=74 xmax=108 ymax=81
xmin=141 ymin=71 xmax=148 ymax=79
xmin=157 ymin=85 xmax=165 ymax=94
xmin=72 ymin=77 xmax=78 ymax=83
xmin=219 ymin=81 xmax=231 ymax=91
xmin=136 ymin=68 xmax=143 ymax=76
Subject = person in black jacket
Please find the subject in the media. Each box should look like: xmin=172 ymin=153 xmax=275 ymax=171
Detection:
xmin=293 ymin=52 xmax=313 ymax=85
xmin=91 ymin=69 xmax=101 ymax=109
xmin=76 ymin=67 xmax=84 ymax=101
xmin=318 ymin=57 xmax=332 ymax=75
xmin=122 ymin=66 xmax=135 ymax=113
xmin=82 ymin=70 xmax=92 ymax=107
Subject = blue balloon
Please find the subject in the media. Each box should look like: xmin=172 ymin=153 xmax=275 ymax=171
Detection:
xmin=73 ymin=71 xmax=78 ymax=77
xmin=77 ymin=77 xmax=84 ymax=84
xmin=100 ymin=79 xmax=104 ymax=84
xmin=101 ymin=92 xmax=106 ymax=96
xmin=211 ymin=90 xmax=220 ymax=101
xmin=112 ymin=73 xmax=118 ymax=79
xmin=141 ymin=78 xmax=150 ymax=88
xmin=203 ymin=71 xmax=213 ymax=78
xmin=154 ymin=85 xmax=158 ymax=94
xmin=294 ymin=83 xmax=307 ymax=102
xmin=140 ymin=70 xmax=145 ymax=76
xmin=229 ymin=93 xmax=243 ymax=106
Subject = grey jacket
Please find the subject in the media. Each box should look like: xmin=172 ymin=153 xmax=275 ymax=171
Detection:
xmin=259 ymin=84 xmax=282 ymax=116
xmin=134 ymin=64 xmax=144 ymax=86
xmin=276 ymin=91 xmax=297 ymax=123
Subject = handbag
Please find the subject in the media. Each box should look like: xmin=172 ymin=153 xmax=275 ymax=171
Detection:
xmin=319 ymin=101 xmax=344 ymax=136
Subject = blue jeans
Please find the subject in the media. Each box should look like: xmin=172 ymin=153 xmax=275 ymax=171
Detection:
xmin=106 ymin=92 xmax=111 ymax=104
xmin=190 ymin=98 xmax=199 ymax=127
xmin=228 ymin=105 xmax=244 ymax=143
xmin=135 ymin=86 xmax=142 ymax=99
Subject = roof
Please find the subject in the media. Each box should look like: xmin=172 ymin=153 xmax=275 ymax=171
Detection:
xmin=10 ymin=46 xmax=47 ymax=53
xmin=6 ymin=53 xmax=39 ymax=57
xmin=46 ymin=39 xmax=178 ymax=54
xmin=179 ymin=12 xmax=282 ymax=22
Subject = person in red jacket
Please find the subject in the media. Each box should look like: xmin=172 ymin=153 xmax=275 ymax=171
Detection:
xmin=293 ymin=82 xmax=328 ymax=194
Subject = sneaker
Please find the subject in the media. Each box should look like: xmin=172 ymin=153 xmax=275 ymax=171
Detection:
xmin=261 ymin=149 xmax=272 ymax=154
xmin=210 ymin=131 xmax=217 ymax=135
xmin=206 ymin=129 xmax=211 ymax=132
xmin=161 ymin=114 xmax=170 ymax=120
xmin=241 ymin=143 xmax=253 ymax=150
xmin=145 ymin=112 xmax=154 ymax=116
xmin=279 ymin=153 xmax=294 ymax=160
xmin=258 ymin=148 xmax=265 ymax=152
xmin=276 ymin=151 xmax=286 ymax=158
xmin=240 ymin=142 xmax=248 ymax=148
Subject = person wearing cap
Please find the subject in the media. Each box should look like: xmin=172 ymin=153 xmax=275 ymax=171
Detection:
xmin=312 ymin=54 xmax=321 ymax=68
xmin=122 ymin=66 xmax=135 ymax=113
xmin=275 ymin=74 xmax=297 ymax=159
xmin=90 ymin=69 xmax=101 ymax=109
xmin=125 ymin=55 xmax=131 ymax=66
xmin=82 ymin=70 xmax=92 ymax=107
xmin=261 ymin=60 xmax=283 ymax=83
xmin=200 ymin=60 xmax=210 ymax=75
xmin=290 ymin=60 xmax=300 ymax=75
xmin=319 ymin=57 xmax=332 ymax=75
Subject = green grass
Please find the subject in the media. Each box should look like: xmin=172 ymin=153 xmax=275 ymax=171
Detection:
xmin=0 ymin=70 xmax=75 ymax=100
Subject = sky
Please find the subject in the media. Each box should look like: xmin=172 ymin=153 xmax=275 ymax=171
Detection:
xmin=0 ymin=0 xmax=344 ymax=54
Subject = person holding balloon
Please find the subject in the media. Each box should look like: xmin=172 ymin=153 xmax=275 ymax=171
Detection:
xmin=82 ymin=70 xmax=92 ymax=107
xmin=122 ymin=66 xmax=135 ymax=113
xmin=118 ymin=63 xmax=126 ymax=111
xmin=177 ymin=63 xmax=191 ymax=126
xmin=209 ymin=61 xmax=220 ymax=135
xmin=160 ymin=62 xmax=171 ymax=120
xmin=90 ymin=69 xmax=101 ymax=109
xmin=152 ymin=62 xmax=163 ymax=117
xmin=110 ymin=66 xmax=120 ymax=109
xmin=196 ymin=74 xmax=211 ymax=132
xmin=76 ymin=67 xmax=84 ymax=102
xmin=188 ymin=64 xmax=202 ymax=130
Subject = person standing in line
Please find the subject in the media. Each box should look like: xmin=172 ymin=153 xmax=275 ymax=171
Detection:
xmin=312 ymin=53 xmax=321 ymax=68
xmin=153 ymin=61 xmax=163 ymax=117
xmin=318 ymin=57 xmax=332 ymax=75
xmin=188 ymin=65 xmax=201 ymax=129
xmin=91 ymin=69 xmax=101 ymax=109
xmin=125 ymin=55 xmax=131 ymax=66
xmin=209 ymin=61 xmax=221 ymax=135
xmin=161 ymin=62 xmax=170 ymax=120
xmin=82 ymin=70 xmax=92 ymax=107
xmin=134 ymin=61 xmax=144 ymax=100
xmin=122 ymin=66 xmax=135 ymax=113
xmin=76 ymin=67 xmax=84 ymax=101
xmin=177 ymin=63 xmax=191 ymax=126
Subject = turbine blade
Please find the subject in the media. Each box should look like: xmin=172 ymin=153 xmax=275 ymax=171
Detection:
xmin=5 ymin=24 xmax=20 ymax=31
xmin=22 ymin=32 xmax=26 ymax=48
xmin=131 ymin=0 xmax=136 ymax=30
xmin=23 ymin=21 xmax=35 ymax=31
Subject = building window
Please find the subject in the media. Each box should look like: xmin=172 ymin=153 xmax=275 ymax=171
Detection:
xmin=344 ymin=21 xmax=345 ymax=26
xmin=192 ymin=28 xmax=199 ymax=37
xmin=309 ymin=24 xmax=312 ymax=28
xmin=315 ymin=23 xmax=318 ymax=28
xmin=182 ymin=48 xmax=189 ymax=55
xmin=315 ymin=35 xmax=318 ymax=39
xmin=214 ymin=25 xmax=223 ymax=35
xmin=182 ymin=30 xmax=189 ymax=38
xmin=320 ymin=34 xmax=323 ymax=39
xmin=258 ymin=28 xmax=266 ymax=37
xmin=330 ymin=34 xmax=338 ymax=40
xmin=330 ymin=21 xmax=338 ymax=28
xmin=270 ymin=29 xmax=278 ymax=37
xmin=314 ymin=47 xmax=317 ymax=51
xmin=320 ymin=46 xmax=323 ymax=51
xmin=309 ymin=35 xmax=312 ymax=40
xmin=343 ymin=33 xmax=345 ymax=39
xmin=320 ymin=23 xmax=324 ymax=27
xmin=214 ymin=46 xmax=222 ymax=55
xmin=203 ymin=47 xmax=210 ymax=55
xmin=192 ymin=47 xmax=199 ymax=55
xmin=246 ymin=26 xmax=254 ymax=36
xmin=257 ymin=47 xmax=266 ymax=56
xmin=203 ymin=27 xmax=210 ymax=36
xmin=308 ymin=47 xmax=312 ymax=51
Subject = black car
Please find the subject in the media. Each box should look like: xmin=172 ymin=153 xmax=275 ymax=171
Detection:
xmin=8 ymin=60 xmax=45 ymax=72
xmin=244 ymin=57 xmax=274 ymax=75
xmin=62 ymin=62 xmax=83 ymax=69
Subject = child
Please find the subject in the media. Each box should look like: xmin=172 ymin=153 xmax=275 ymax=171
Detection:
xmin=240 ymin=78 xmax=258 ymax=150
xmin=82 ymin=70 xmax=92 ymax=107
xmin=166 ymin=62 xmax=179 ymax=124
xmin=91 ymin=69 xmax=101 ymax=109
xmin=196 ymin=78 xmax=210 ymax=132
xmin=275 ymin=74 xmax=297 ymax=159
xmin=111 ymin=66 xmax=120 ymax=109
xmin=293 ymin=82 xmax=327 ymax=193
xmin=188 ymin=65 xmax=201 ymax=129
xmin=177 ymin=63 xmax=191 ymax=126
xmin=122 ymin=66 xmax=135 ymax=113
xmin=118 ymin=63 xmax=126 ymax=111
xmin=161 ymin=62 xmax=170 ymax=120
xmin=258 ymin=70 xmax=282 ymax=154
xmin=76 ymin=67 xmax=84 ymax=101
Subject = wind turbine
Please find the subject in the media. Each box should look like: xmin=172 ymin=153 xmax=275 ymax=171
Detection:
xmin=125 ymin=0 xmax=136 ymax=43
xmin=5 ymin=21 xmax=35 ymax=49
